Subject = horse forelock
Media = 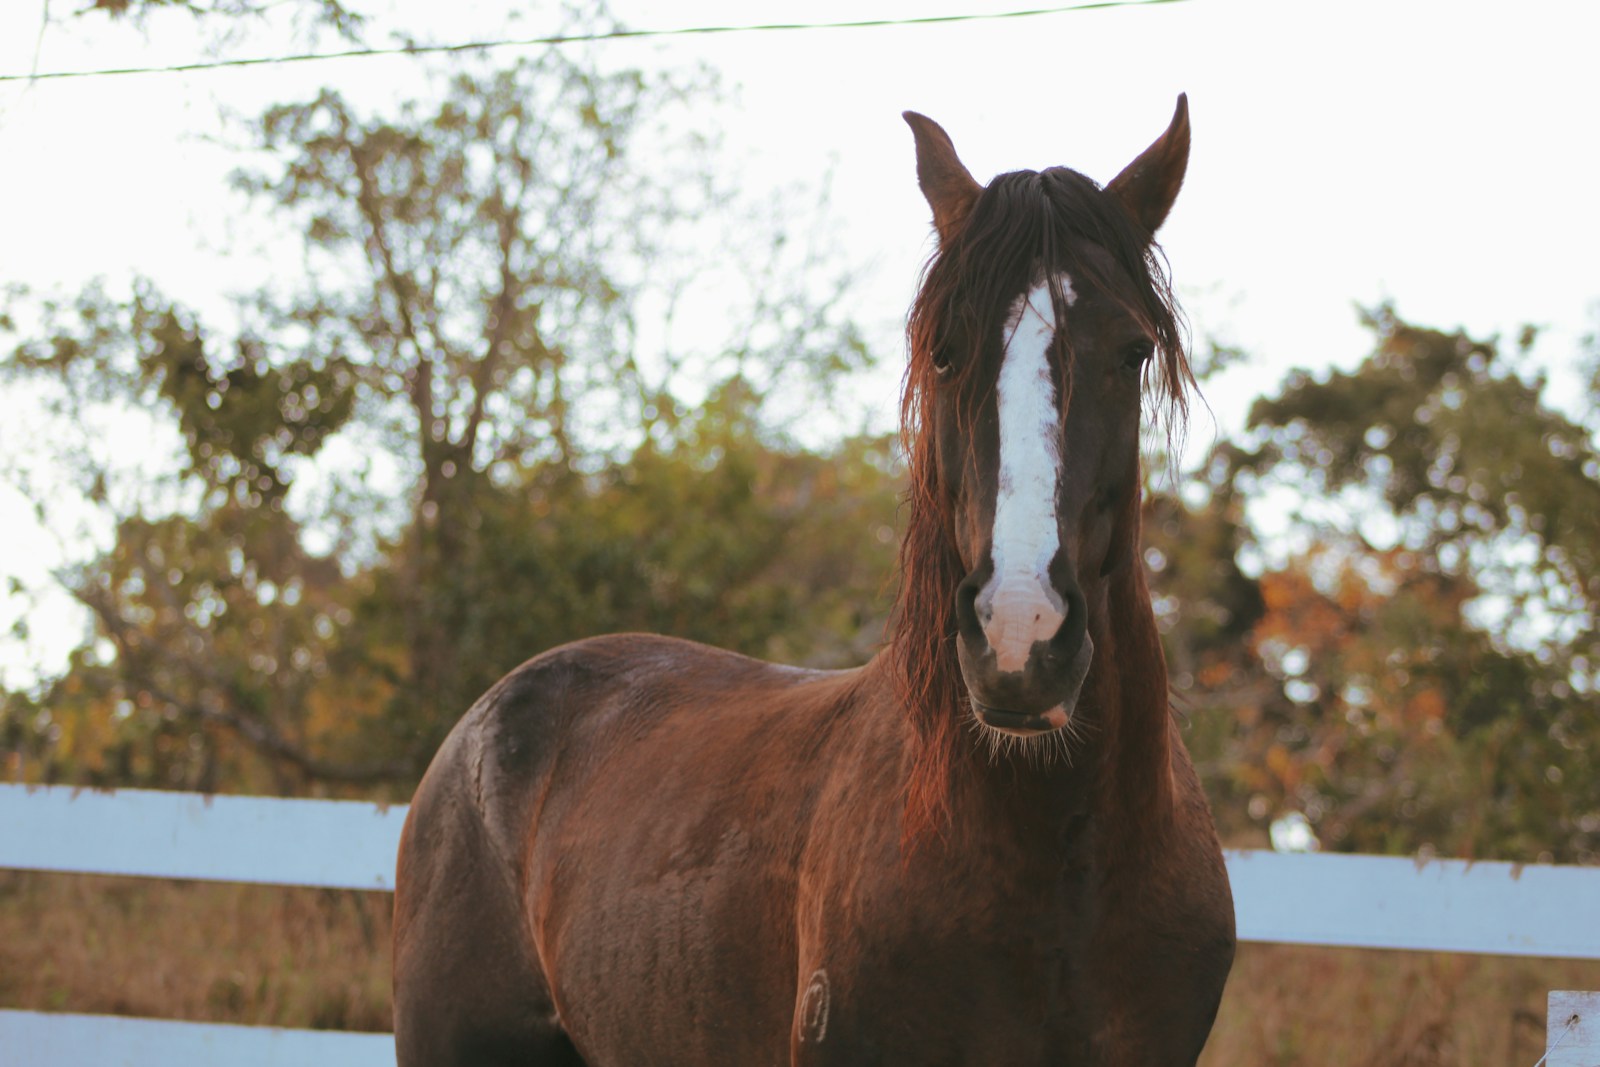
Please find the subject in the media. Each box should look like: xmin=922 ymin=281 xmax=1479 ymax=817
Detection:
xmin=891 ymin=165 xmax=1195 ymax=845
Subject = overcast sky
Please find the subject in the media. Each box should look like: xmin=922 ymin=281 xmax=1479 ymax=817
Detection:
xmin=2 ymin=0 xmax=1597 ymax=681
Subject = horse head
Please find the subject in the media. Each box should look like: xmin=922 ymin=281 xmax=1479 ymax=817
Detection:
xmin=898 ymin=97 xmax=1193 ymax=751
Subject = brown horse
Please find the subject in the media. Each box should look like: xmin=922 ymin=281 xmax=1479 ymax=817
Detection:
xmin=393 ymin=96 xmax=1234 ymax=1066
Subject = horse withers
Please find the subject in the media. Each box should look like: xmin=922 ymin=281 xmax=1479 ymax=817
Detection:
xmin=393 ymin=95 xmax=1235 ymax=1066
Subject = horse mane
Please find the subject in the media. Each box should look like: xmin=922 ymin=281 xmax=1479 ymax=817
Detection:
xmin=890 ymin=165 xmax=1194 ymax=844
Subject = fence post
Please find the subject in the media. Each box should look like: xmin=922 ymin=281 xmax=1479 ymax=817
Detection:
xmin=1544 ymin=991 xmax=1599 ymax=1067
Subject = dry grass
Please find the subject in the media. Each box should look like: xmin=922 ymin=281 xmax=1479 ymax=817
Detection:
xmin=3 ymin=869 xmax=1597 ymax=1063
xmin=1202 ymin=942 xmax=1600 ymax=1066
xmin=0 ymin=870 xmax=391 ymax=1032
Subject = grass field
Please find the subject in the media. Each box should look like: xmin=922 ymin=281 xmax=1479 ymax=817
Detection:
xmin=0 ymin=872 xmax=391 ymax=1033
xmin=3 ymin=869 xmax=1596 ymax=1063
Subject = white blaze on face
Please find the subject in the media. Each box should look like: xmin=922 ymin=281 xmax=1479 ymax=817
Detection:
xmin=977 ymin=274 xmax=1073 ymax=673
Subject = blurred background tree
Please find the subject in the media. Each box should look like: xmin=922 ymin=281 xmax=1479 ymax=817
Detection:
xmin=1157 ymin=305 xmax=1600 ymax=863
xmin=0 ymin=13 xmax=881 ymax=796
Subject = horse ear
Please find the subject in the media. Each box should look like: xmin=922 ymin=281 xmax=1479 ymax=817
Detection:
xmin=904 ymin=111 xmax=982 ymax=245
xmin=1106 ymin=94 xmax=1190 ymax=237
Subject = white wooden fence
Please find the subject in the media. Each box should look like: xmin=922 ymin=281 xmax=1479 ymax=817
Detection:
xmin=2 ymin=783 xmax=1597 ymax=1065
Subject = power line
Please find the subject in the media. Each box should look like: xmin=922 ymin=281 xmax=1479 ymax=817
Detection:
xmin=0 ymin=0 xmax=1189 ymax=84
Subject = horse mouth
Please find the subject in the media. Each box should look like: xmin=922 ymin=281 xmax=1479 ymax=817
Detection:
xmin=971 ymin=701 xmax=1070 ymax=737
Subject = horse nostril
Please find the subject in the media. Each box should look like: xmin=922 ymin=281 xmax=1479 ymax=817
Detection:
xmin=1051 ymin=586 xmax=1089 ymax=658
xmin=954 ymin=574 xmax=984 ymax=641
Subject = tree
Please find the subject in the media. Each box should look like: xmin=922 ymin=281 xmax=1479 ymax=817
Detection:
xmin=1169 ymin=306 xmax=1600 ymax=862
xmin=1 ymin=28 xmax=875 ymax=794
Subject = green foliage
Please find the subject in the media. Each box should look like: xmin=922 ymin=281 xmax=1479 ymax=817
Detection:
xmin=145 ymin=309 xmax=357 ymax=506
xmin=2 ymin=20 xmax=881 ymax=794
xmin=1172 ymin=306 xmax=1600 ymax=862
xmin=1242 ymin=305 xmax=1600 ymax=641
xmin=1 ymin=416 xmax=900 ymax=791
xmin=344 ymin=396 xmax=900 ymax=765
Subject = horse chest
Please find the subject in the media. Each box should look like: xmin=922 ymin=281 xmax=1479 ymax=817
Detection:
xmin=794 ymin=905 xmax=1219 ymax=1066
xmin=790 ymin=818 xmax=1223 ymax=1066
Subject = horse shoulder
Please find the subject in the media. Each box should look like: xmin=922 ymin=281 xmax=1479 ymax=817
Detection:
xmin=501 ymin=637 xmax=873 ymax=1064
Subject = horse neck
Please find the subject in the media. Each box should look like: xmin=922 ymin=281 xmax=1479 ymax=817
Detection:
xmin=1082 ymin=556 xmax=1176 ymax=821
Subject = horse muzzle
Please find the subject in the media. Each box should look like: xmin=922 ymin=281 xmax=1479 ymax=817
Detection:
xmin=961 ymin=634 xmax=1093 ymax=737
xmin=954 ymin=568 xmax=1094 ymax=737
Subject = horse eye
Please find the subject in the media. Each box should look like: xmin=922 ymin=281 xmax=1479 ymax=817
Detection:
xmin=933 ymin=356 xmax=954 ymax=379
xmin=1121 ymin=340 xmax=1156 ymax=371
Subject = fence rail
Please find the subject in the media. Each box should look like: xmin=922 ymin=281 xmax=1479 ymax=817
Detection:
xmin=0 ymin=1010 xmax=394 ymax=1067
xmin=4 ymin=784 xmax=1596 ymax=958
xmin=4 ymin=782 xmax=1598 ymax=1064
xmin=0 ymin=782 xmax=403 ymax=890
